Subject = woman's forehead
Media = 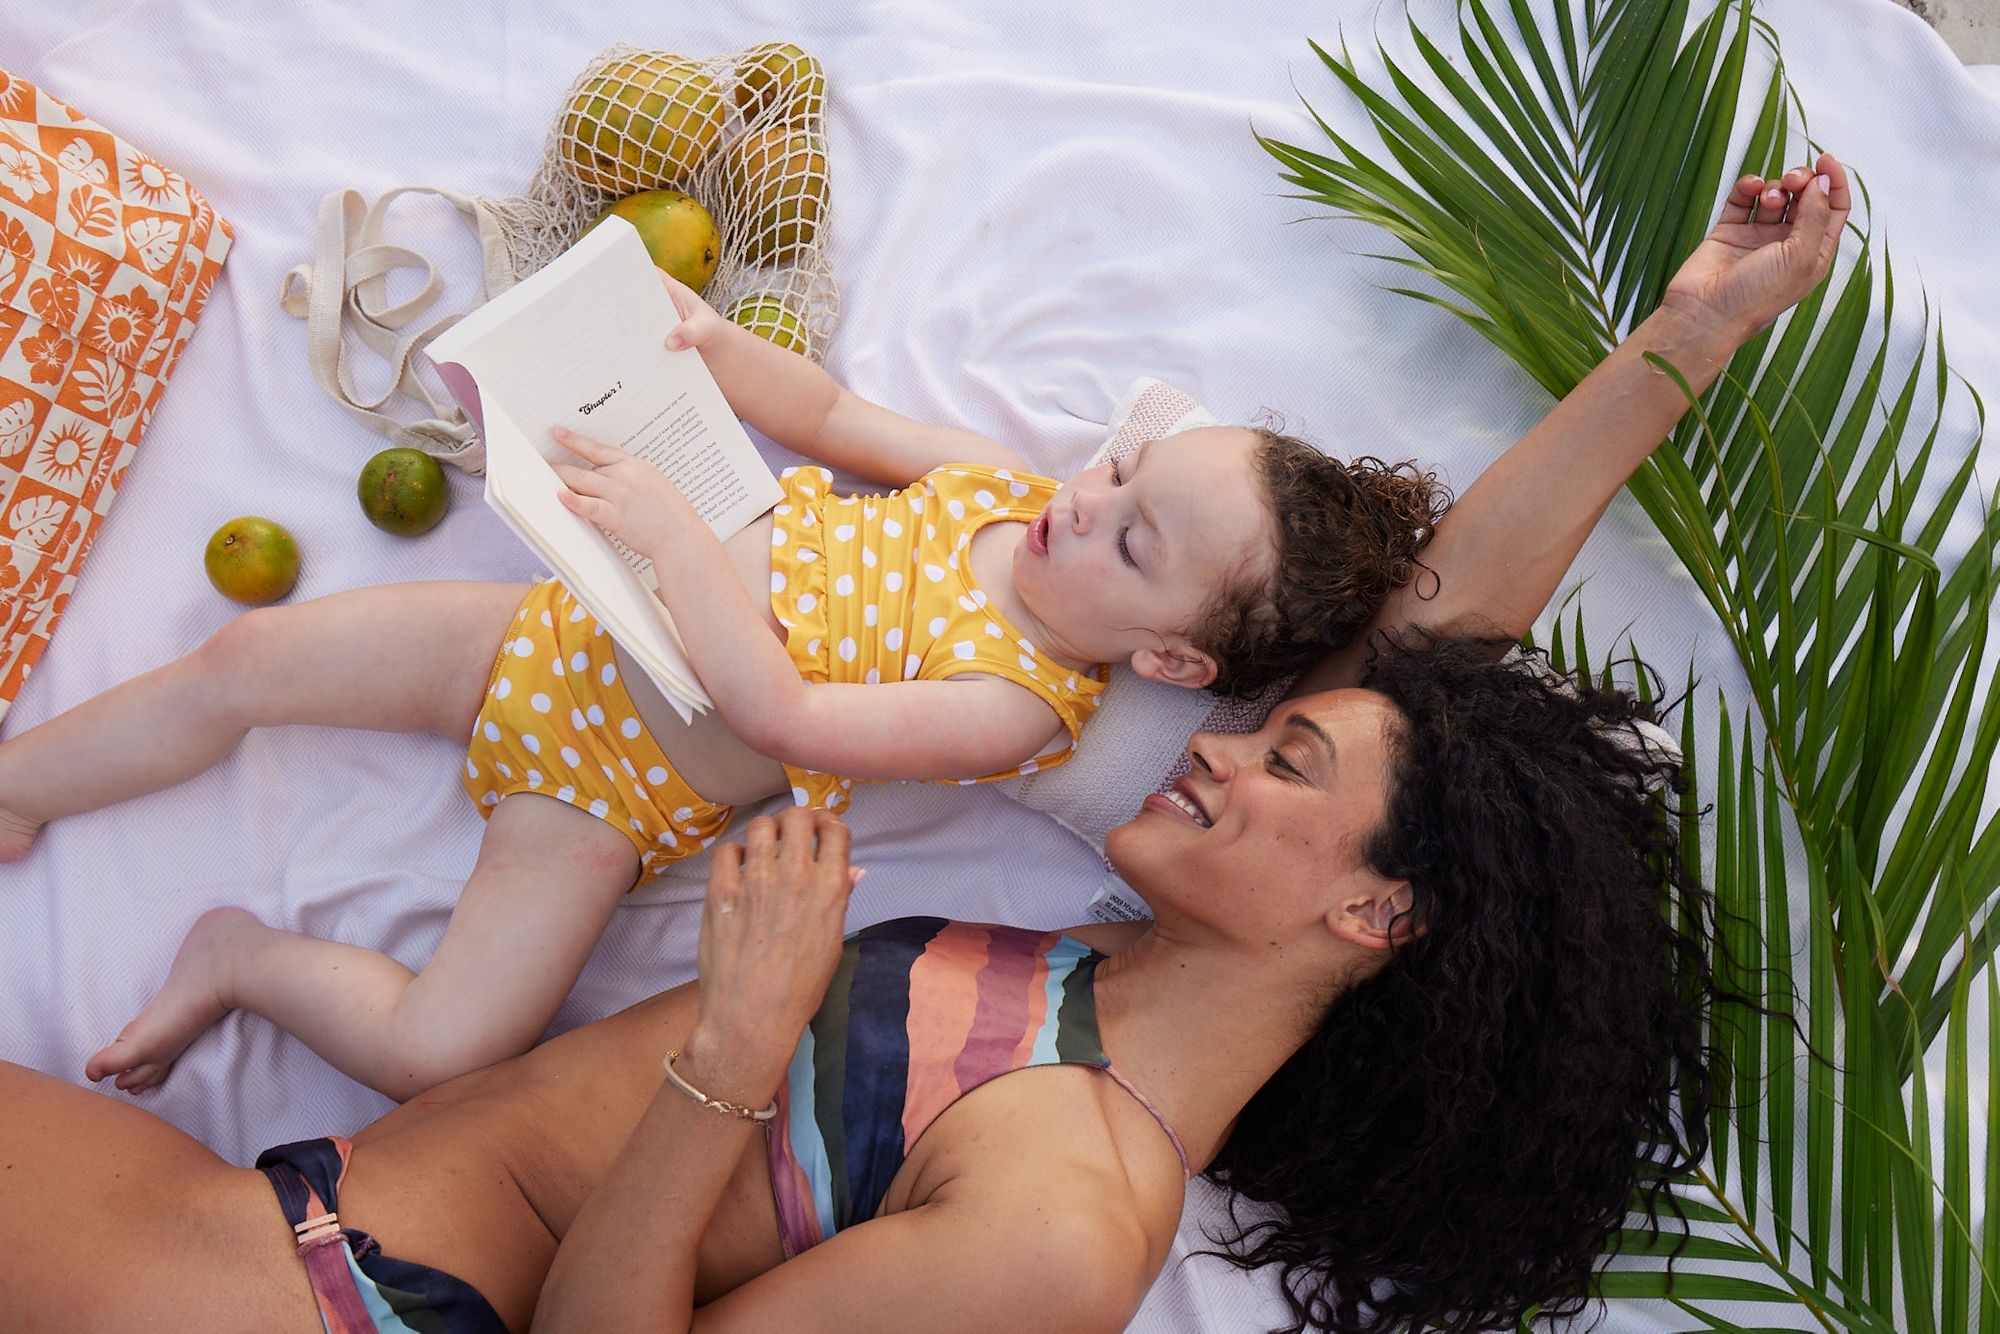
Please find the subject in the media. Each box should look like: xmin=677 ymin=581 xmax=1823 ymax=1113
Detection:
xmin=1274 ymin=687 xmax=1398 ymax=750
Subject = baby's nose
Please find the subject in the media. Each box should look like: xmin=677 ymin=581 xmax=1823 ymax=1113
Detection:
xmin=1070 ymin=490 xmax=1095 ymax=534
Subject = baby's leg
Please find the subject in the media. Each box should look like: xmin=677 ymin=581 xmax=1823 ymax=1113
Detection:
xmin=84 ymin=790 xmax=640 ymax=1101
xmin=0 ymin=580 xmax=528 ymax=861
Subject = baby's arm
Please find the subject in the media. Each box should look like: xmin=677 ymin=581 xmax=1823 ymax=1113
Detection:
xmin=551 ymin=427 xmax=1062 ymax=778
xmin=660 ymin=273 xmax=1029 ymax=486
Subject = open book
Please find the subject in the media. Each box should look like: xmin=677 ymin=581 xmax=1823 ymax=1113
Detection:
xmin=427 ymin=219 xmax=781 ymax=721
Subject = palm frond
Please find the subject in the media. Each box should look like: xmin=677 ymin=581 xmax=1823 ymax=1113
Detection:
xmin=1266 ymin=1 xmax=2000 ymax=1327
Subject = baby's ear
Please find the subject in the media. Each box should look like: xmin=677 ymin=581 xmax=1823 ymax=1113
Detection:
xmin=1130 ymin=644 xmax=1218 ymax=690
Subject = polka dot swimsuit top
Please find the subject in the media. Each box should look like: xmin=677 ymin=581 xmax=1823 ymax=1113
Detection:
xmin=767 ymin=463 xmax=1109 ymax=810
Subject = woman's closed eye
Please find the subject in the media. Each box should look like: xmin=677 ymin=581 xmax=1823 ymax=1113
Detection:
xmin=1117 ymin=527 xmax=1137 ymax=568
xmin=1266 ymin=748 xmax=1301 ymax=779
xmin=1110 ymin=457 xmax=1125 ymax=485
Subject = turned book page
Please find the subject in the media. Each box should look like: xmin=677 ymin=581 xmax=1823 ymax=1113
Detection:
xmin=428 ymin=219 xmax=782 ymax=719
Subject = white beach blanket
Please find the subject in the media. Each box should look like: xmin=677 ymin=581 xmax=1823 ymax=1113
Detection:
xmin=2 ymin=1 xmax=1995 ymax=1328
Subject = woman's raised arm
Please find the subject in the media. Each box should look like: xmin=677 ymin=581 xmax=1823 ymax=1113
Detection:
xmin=1298 ymin=152 xmax=1852 ymax=694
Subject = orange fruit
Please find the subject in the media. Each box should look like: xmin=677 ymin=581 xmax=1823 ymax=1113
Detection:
xmin=358 ymin=447 xmax=451 ymax=537
xmin=204 ymin=516 xmax=301 ymax=605
xmin=583 ymin=190 xmax=720 ymax=293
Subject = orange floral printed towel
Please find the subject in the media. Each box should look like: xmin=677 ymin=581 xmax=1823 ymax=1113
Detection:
xmin=0 ymin=70 xmax=232 ymax=720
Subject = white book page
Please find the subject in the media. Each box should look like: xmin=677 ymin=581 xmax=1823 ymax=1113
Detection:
xmin=426 ymin=220 xmax=784 ymax=716
xmin=482 ymin=410 xmax=707 ymax=719
xmin=428 ymin=220 xmax=782 ymax=585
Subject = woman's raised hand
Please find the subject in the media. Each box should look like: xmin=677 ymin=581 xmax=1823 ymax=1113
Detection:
xmin=687 ymin=809 xmax=863 ymax=1082
xmin=658 ymin=270 xmax=729 ymax=352
xmin=1660 ymin=150 xmax=1852 ymax=341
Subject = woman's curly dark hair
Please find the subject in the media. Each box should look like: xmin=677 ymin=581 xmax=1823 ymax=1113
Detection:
xmin=1191 ymin=430 xmax=1449 ymax=698
xmin=1204 ymin=634 xmax=1737 ymax=1333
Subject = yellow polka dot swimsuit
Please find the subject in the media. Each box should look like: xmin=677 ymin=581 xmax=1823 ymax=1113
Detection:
xmin=768 ymin=463 xmax=1108 ymax=810
xmin=461 ymin=463 xmax=1106 ymax=878
xmin=461 ymin=579 xmax=733 ymax=880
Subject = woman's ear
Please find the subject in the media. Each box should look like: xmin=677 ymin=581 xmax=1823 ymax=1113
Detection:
xmin=1131 ymin=644 xmax=1218 ymax=690
xmin=1327 ymin=880 xmax=1422 ymax=952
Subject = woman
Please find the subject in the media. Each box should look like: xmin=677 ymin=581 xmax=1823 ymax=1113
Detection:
xmin=1 ymin=158 xmax=1846 ymax=1331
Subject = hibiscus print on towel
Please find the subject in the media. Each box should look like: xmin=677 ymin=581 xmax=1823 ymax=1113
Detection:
xmin=0 ymin=142 xmax=48 ymax=204
xmin=19 ymin=326 xmax=73 ymax=387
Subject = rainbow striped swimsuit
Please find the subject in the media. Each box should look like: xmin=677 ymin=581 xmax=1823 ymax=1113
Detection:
xmin=766 ymin=916 xmax=1188 ymax=1255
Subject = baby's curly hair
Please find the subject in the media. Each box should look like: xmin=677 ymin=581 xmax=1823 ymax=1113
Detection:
xmin=1191 ymin=429 xmax=1449 ymax=697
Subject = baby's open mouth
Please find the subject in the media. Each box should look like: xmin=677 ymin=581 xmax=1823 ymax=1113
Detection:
xmin=1028 ymin=510 xmax=1050 ymax=555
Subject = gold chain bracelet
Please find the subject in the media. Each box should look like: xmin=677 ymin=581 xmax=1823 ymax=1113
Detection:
xmin=662 ymin=1049 xmax=778 ymax=1123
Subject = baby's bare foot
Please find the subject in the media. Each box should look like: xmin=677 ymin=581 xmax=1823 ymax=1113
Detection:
xmin=0 ymin=804 xmax=42 ymax=862
xmin=85 ymin=906 xmax=260 ymax=1092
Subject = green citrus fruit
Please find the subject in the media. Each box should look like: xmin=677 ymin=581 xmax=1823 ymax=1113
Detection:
xmin=583 ymin=190 xmax=721 ymax=293
xmin=357 ymin=447 xmax=451 ymax=537
xmin=204 ymin=516 xmax=301 ymax=605
xmin=727 ymin=295 xmax=809 ymax=354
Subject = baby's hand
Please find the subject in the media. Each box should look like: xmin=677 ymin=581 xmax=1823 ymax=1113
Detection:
xmin=549 ymin=427 xmax=693 ymax=554
xmin=658 ymin=271 xmax=730 ymax=353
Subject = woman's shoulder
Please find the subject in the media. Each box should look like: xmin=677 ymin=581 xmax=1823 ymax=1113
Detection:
xmin=889 ymin=1058 xmax=1186 ymax=1296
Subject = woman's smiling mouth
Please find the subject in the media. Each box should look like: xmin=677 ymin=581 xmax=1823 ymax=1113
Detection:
xmin=1143 ymin=783 xmax=1212 ymax=827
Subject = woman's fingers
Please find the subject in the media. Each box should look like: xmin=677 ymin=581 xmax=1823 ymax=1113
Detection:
xmin=1814 ymin=151 xmax=1853 ymax=222
xmin=740 ymin=816 xmax=778 ymax=886
xmin=811 ymin=810 xmax=853 ymax=891
xmin=774 ymin=805 xmax=817 ymax=875
xmin=710 ymin=841 xmax=744 ymax=889
xmin=1720 ymin=173 xmax=1765 ymax=225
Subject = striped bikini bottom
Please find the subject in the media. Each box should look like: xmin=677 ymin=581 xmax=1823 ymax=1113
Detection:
xmin=258 ymin=1137 xmax=505 ymax=1333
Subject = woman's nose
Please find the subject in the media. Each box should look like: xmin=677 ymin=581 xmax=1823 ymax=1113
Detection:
xmin=1187 ymin=730 xmax=1232 ymax=781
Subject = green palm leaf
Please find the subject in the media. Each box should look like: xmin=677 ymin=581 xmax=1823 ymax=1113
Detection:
xmin=1265 ymin=1 xmax=2000 ymax=1327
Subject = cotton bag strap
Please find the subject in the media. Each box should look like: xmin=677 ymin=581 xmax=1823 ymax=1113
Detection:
xmin=278 ymin=186 xmax=514 ymax=473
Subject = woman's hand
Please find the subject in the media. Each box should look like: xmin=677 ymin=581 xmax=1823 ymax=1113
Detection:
xmin=682 ymin=809 xmax=863 ymax=1099
xmin=658 ymin=270 xmax=732 ymax=353
xmin=1659 ymin=150 xmax=1852 ymax=342
xmin=549 ymin=426 xmax=692 ymax=554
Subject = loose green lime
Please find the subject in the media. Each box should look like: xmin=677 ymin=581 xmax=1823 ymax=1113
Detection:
xmin=204 ymin=516 xmax=301 ymax=605
xmin=358 ymin=447 xmax=450 ymax=537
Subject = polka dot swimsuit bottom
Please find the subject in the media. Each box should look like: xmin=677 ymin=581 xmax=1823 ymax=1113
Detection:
xmin=461 ymin=579 xmax=731 ymax=878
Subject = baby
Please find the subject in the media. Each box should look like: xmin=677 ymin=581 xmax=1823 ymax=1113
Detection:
xmin=0 ymin=273 xmax=1439 ymax=1100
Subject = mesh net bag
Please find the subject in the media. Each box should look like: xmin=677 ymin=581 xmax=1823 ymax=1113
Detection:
xmin=500 ymin=42 xmax=839 ymax=355
xmin=282 ymin=42 xmax=839 ymax=473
